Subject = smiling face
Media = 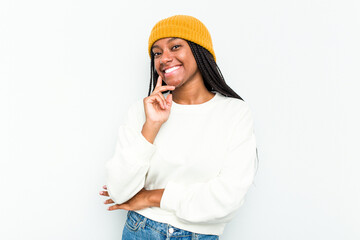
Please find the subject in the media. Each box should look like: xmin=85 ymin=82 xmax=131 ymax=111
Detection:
xmin=151 ymin=37 xmax=202 ymax=88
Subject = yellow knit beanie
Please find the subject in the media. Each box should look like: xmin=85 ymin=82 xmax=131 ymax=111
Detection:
xmin=148 ymin=15 xmax=216 ymax=62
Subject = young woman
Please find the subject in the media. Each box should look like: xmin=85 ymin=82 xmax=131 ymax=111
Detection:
xmin=99 ymin=15 xmax=258 ymax=239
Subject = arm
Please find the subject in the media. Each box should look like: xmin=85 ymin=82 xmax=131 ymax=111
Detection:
xmin=141 ymin=120 xmax=162 ymax=144
xmin=147 ymin=189 xmax=165 ymax=208
xmin=105 ymin=100 xmax=161 ymax=204
xmin=159 ymin=104 xmax=257 ymax=224
xmin=105 ymin=187 xmax=165 ymax=211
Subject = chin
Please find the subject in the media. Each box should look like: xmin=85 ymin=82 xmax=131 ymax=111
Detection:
xmin=165 ymin=79 xmax=182 ymax=88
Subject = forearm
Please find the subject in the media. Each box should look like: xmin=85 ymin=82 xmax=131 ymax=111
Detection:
xmin=141 ymin=121 xmax=162 ymax=144
xmin=106 ymin=123 xmax=158 ymax=204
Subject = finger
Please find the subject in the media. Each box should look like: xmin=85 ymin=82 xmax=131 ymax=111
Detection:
xmin=152 ymin=85 xmax=175 ymax=95
xmin=100 ymin=190 xmax=109 ymax=196
xmin=155 ymin=75 xmax=162 ymax=88
xmin=166 ymin=93 xmax=172 ymax=107
xmin=104 ymin=199 xmax=114 ymax=204
xmin=154 ymin=94 xmax=166 ymax=110
xmin=149 ymin=94 xmax=166 ymax=110
xmin=156 ymin=92 xmax=166 ymax=109
xmin=108 ymin=204 xmax=119 ymax=211
xmin=108 ymin=204 xmax=129 ymax=211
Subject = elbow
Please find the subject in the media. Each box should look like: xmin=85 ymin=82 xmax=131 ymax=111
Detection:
xmin=176 ymin=192 xmax=245 ymax=224
xmin=176 ymin=202 xmax=241 ymax=224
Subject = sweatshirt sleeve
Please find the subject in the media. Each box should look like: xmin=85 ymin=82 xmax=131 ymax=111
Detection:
xmin=159 ymin=103 xmax=257 ymax=224
xmin=105 ymin=99 xmax=157 ymax=204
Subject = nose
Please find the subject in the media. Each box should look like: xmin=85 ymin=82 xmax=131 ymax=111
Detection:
xmin=160 ymin=49 xmax=172 ymax=65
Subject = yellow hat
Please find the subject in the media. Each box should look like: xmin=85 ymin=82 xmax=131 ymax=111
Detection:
xmin=148 ymin=15 xmax=216 ymax=62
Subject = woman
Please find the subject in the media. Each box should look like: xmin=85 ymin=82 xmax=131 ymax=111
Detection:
xmin=100 ymin=15 xmax=258 ymax=239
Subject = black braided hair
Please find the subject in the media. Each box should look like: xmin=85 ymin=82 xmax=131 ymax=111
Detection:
xmin=147 ymin=40 xmax=259 ymax=177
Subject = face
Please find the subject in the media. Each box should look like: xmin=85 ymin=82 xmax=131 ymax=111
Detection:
xmin=151 ymin=37 xmax=201 ymax=88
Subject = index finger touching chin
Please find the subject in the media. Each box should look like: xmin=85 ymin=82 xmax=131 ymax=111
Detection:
xmin=156 ymin=75 xmax=162 ymax=87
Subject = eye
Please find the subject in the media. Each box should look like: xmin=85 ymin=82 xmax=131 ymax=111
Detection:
xmin=172 ymin=45 xmax=181 ymax=50
xmin=153 ymin=52 xmax=161 ymax=57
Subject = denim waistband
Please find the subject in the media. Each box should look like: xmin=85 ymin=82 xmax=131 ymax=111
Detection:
xmin=128 ymin=210 xmax=217 ymax=238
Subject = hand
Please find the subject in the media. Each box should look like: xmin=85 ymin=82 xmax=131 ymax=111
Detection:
xmin=100 ymin=185 xmax=151 ymax=211
xmin=143 ymin=75 xmax=175 ymax=124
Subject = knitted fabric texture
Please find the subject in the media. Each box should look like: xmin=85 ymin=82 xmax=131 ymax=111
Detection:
xmin=148 ymin=15 xmax=216 ymax=61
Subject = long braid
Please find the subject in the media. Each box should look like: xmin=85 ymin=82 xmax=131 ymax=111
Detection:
xmin=188 ymin=41 xmax=243 ymax=100
xmin=148 ymin=51 xmax=162 ymax=96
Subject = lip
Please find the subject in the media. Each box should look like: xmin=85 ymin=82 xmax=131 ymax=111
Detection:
xmin=162 ymin=64 xmax=181 ymax=72
xmin=163 ymin=65 xmax=182 ymax=78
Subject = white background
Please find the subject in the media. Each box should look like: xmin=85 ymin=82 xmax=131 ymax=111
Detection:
xmin=1 ymin=0 xmax=359 ymax=239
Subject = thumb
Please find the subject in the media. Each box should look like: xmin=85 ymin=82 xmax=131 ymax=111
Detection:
xmin=166 ymin=93 xmax=172 ymax=107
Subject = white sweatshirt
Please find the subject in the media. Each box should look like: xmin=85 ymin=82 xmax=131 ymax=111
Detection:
xmin=105 ymin=91 xmax=257 ymax=235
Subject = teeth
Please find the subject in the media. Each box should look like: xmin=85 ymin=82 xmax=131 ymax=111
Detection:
xmin=165 ymin=66 xmax=180 ymax=73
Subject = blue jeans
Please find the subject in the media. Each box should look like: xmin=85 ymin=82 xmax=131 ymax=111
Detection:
xmin=122 ymin=210 xmax=220 ymax=240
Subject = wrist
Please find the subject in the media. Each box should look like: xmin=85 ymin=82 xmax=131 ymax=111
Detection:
xmin=147 ymin=189 xmax=165 ymax=208
xmin=145 ymin=120 xmax=163 ymax=128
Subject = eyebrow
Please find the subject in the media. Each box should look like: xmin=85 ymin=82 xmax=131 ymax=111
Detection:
xmin=151 ymin=37 xmax=179 ymax=51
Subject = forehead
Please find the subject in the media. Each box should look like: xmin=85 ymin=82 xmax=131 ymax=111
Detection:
xmin=152 ymin=37 xmax=185 ymax=49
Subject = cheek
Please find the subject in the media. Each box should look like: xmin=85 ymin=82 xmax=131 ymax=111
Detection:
xmin=185 ymin=58 xmax=198 ymax=74
xmin=178 ymin=52 xmax=197 ymax=72
xmin=154 ymin=62 xmax=161 ymax=75
xmin=178 ymin=52 xmax=188 ymax=63
xmin=187 ymin=53 xmax=197 ymax=66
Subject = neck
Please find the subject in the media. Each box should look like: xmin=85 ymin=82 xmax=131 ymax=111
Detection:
xmin=171 ymin=76 xmax=215 ymax=105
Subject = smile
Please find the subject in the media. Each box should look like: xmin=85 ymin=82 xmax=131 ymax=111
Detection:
xmin=164 ymin=66 xmax=180 ymax=73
